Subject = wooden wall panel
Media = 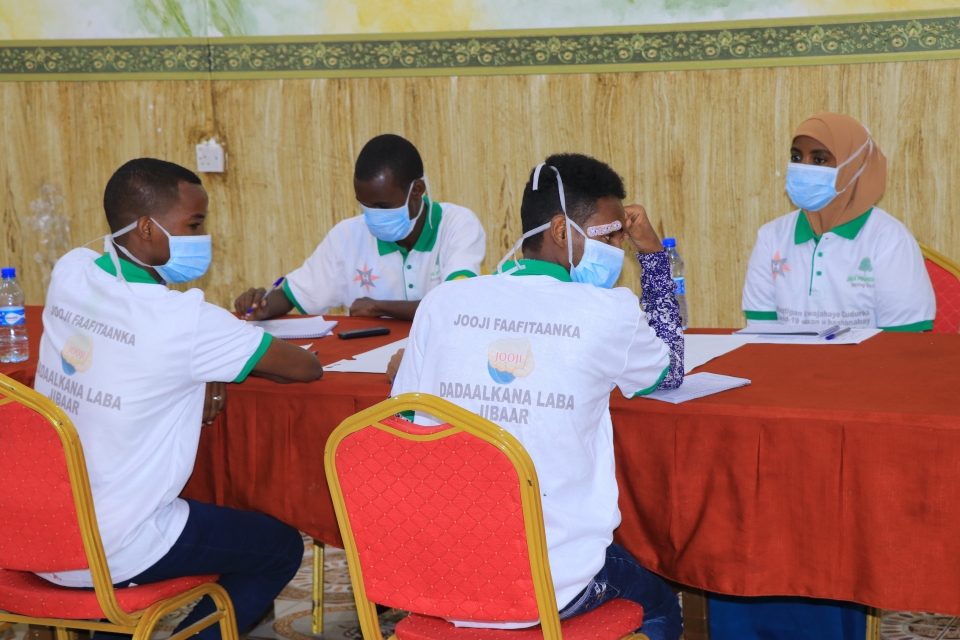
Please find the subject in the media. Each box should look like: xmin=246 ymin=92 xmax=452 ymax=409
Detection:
xmin=2 ymin=60 xmax=959 ymax=327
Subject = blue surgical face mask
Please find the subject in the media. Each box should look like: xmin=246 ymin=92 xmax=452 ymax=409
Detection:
xmin=785 ymin=135 xmax=872 ymax=212
xmin=361 ymin=179 xmax=424 ymax=242
xmin=110 ymin=218 xmax=212 ymax=284
xmin=567 ymin=219 xmax=624 ymax=288
xmin=496 ymin=163 xmax=624 ymax=288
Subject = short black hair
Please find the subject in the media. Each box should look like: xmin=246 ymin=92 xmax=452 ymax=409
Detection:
xmin=103 ymin=158 xmax=202 ymax=233
xmin=520 ymin=153 xmax=626 ymax=251
xmin=354 ymin=134 xmax=424 ymax=188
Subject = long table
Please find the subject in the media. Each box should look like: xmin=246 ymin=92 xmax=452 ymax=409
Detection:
xmin=5 ymin=307 xmax=960 ymax=617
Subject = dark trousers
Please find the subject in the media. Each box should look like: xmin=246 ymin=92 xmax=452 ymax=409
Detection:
xmin=97 ymin=499 xmax=303 ymax=640
xmin=709 ymin=594 xmax=868 ymax=640
xmin=558 ymin=543 xmax=683 ymax=640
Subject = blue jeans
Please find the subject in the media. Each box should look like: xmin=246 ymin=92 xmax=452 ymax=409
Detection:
xmin=558 ymin=544 xmax=683 ymax=640
xmin=97 ymin=499 xmax=303 ymax=640
xmin=709 ymin=594 xmax=867 ymax=640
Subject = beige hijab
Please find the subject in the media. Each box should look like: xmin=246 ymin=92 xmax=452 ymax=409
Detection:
xmin=793 ymin=112 xmax=887 ymax=235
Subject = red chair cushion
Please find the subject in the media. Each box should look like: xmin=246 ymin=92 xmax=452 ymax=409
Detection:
xmin=0 ymin=569 xmax=218 ymax=619
xmin=927 ymin=258 xmax=960 ymax=334
xmin=395 ymin=599 xmax=645 ymax=640
xmin=0 ymin=402 xmax=88 ymax=572
xmin=335 ymin=418 xmax=537 ymax=623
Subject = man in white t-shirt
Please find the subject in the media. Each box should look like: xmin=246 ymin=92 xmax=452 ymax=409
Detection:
xmin=234 ymin=134 xmax=485 ymax=321
xmin=392 ymin=154 xmax=684 ymax=640
xmin=33 ymin=159 xmax=323 ymax=640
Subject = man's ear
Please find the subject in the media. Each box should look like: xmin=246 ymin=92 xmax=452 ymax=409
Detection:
xmin=549 ymin=213 xmax=568 ymax=249
xmin=134 ymin=216 xmax=155 ymax=241
xmin=410 ymin=178 xmax=426 ymax=199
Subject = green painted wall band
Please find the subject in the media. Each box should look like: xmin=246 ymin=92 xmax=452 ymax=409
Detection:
xmin=0 ymin=10 xmax=958 ymax=81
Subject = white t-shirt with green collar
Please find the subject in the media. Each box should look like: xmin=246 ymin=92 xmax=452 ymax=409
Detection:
xmin=742 ymin=207 xmax=935 ymax=331
xmin=34 ymin=248 xmax=271 ymax=587
xmin=391 ymin=259 xmax=672 ymax=621
xmin=283 ymin=199 xmax=485 ymax=315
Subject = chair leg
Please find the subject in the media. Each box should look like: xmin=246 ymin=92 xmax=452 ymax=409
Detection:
xmin=54 ymin=628 xmax=69 ymax=640
xmin=866 ymin=608 xmax=882 ymax=640
xmin=619 ymin=635 xmax=650 ymax=640
xmin=312 ymin=539 xmax=324 ymax=635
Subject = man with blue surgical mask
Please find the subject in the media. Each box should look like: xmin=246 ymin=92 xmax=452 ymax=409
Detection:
xmin=391 ymin=153 xmax=685 ymax=640
xmin=235 ymin=133 xmax=485 ymax=321
xmin=33 ymin=158 xmax=324 ymax=640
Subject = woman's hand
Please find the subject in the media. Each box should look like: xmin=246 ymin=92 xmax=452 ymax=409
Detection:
xmin=203 ymin=381 xmax=226 ymax=425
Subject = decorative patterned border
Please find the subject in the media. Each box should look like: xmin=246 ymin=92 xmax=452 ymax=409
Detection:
xmin=1 ymin=10 xmax=959 ymax=81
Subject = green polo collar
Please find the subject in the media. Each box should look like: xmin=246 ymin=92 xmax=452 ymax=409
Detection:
xmin=795 ymin=208 xmax=873 ymax=244
xmin=376 ymin=198 xmax=443 ymax=257
xmin=94 ymin=253 xmax=161 ymax=284
xmin=498 ymin=259 xmax=572 ymax=282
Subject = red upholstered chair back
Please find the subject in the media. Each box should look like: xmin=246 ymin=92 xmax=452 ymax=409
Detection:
xmin=925 ymin=257 xmax=960 ymax=334
xmin=0 ymin=392 xmax=89 ymax=572
xmin=325 ymin=393 xmax=561 ymax=638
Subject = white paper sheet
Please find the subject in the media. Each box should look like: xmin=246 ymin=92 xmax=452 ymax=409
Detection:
xmin=323 ymin=338 xmax=408 ymax=373
xmin=683 ymin=334 xmax=755 ymax=374
xmin=251 ymin=317 xmax=338 ymax=339
xmin=747 ymin=328 xmax=881 ymax=345
xmin=644 ymin=372 xmax=751 ymax=404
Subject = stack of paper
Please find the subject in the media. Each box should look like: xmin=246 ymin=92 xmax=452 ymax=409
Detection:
xmin=251 ymin=317 xmax=338 ymax=339
xmin=323 ymin=338 xmax=408 ymax=373
xmin=734 ymin=324 xmax=881 ymax=345
xmin=644 ymin=372 xmax=751 ymax=404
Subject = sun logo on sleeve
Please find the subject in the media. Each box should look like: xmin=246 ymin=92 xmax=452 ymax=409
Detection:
xmin=487 ymin=337 xmax=535 ymax=384
xmin=771 ymin=251 xmax=791 ymax=279
xmin=354 ymin=264 xmax=380 ymax=292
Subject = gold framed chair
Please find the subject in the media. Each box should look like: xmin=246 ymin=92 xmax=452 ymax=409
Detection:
xmin=324 ymin=392 xmax=649 ymax=640
xmin=920 ymin=242 xmax=960 ymax=334
xmin=0 ymin=373 xmax=239 ymax=640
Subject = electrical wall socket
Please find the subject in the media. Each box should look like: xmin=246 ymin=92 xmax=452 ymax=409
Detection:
xmin=196 ymin=139 xmax=225 ymax=173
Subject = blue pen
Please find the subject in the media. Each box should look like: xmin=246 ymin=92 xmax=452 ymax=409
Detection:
xmin=247 ymin=276 xmax=285 ymax=315
xmin=824 ymin=327 xmax=851 ymax=341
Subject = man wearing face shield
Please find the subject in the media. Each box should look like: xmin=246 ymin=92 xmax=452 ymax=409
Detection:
xmin=32 ymin=159 xmax=324 ymax=640
xmin=234 ymin=134 xmax=486 ymax=321
xmin=390 ymin=153 xmax=684 ymax=639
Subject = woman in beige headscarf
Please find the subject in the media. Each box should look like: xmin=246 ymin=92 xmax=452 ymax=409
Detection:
xmin=741 ymin=112 xmax=935 ymax=332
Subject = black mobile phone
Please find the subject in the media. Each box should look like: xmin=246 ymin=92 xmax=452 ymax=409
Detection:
xmin=338 ymin=326 xmax=391 ymax=340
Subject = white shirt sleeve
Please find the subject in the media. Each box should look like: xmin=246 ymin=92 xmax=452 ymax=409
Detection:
xmin=874 ymin=225 xmax=936 ymax=329
xmin=190 ymin=300 xmax=270 ymax=383
xmin=438 ymin=206 xmax=486 ymax=281
xmin=285 ymin=228 xmax=346 ymax=315
xmin=614 ymin=302 xmax=672 ymax=398
xmin=390 ymin=296 xmax=430 ymax=396
xmin=742 ymin=227 xmax=779 ymax=323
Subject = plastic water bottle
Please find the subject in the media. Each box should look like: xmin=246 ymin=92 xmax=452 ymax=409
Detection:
xmin=662 ymin=239 xmax=688 ymax=330
xmin=0 ymin=267 xmax=29 ymax=363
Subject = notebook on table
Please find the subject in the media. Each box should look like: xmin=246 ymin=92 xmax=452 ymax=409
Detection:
xmin=250 ymin=316 xmax=338 ymax=340
xmin=643 ymin=372 xmax=751 ymax=404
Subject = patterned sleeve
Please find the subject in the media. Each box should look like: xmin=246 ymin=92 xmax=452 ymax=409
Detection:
xmin=637 ymin=250 xmax=684 ymax=390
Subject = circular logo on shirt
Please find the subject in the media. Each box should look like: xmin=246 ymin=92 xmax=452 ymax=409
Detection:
xmin=61 ymin=334 xmax=94 ymax=375
xmin=487 ymin=337 xmax=535 ymax=384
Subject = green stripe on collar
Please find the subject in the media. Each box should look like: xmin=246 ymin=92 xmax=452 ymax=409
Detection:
xmin=376 ymin=198 xmax=443 ymax=257
xmin=94 ymin=253 xmax=160 ymax=284
xmin=498 ymin=259 xmax=572 ymax=282
xmin=795 ymin=208 xmax=872 ymax=244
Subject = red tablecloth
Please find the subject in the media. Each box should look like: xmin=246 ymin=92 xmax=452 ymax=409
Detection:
xmin=6 ymin=307 xmax=960 ymax=616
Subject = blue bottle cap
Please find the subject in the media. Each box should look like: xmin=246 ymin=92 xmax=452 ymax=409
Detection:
xmin=662 ymin=238 xmax=677 ymax=248
xmin=1 ymin=267 xmax=15 ymax=278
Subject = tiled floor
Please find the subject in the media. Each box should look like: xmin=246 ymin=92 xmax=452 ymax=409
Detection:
xmin=1 ymin=535 xmax=955 ymax=640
